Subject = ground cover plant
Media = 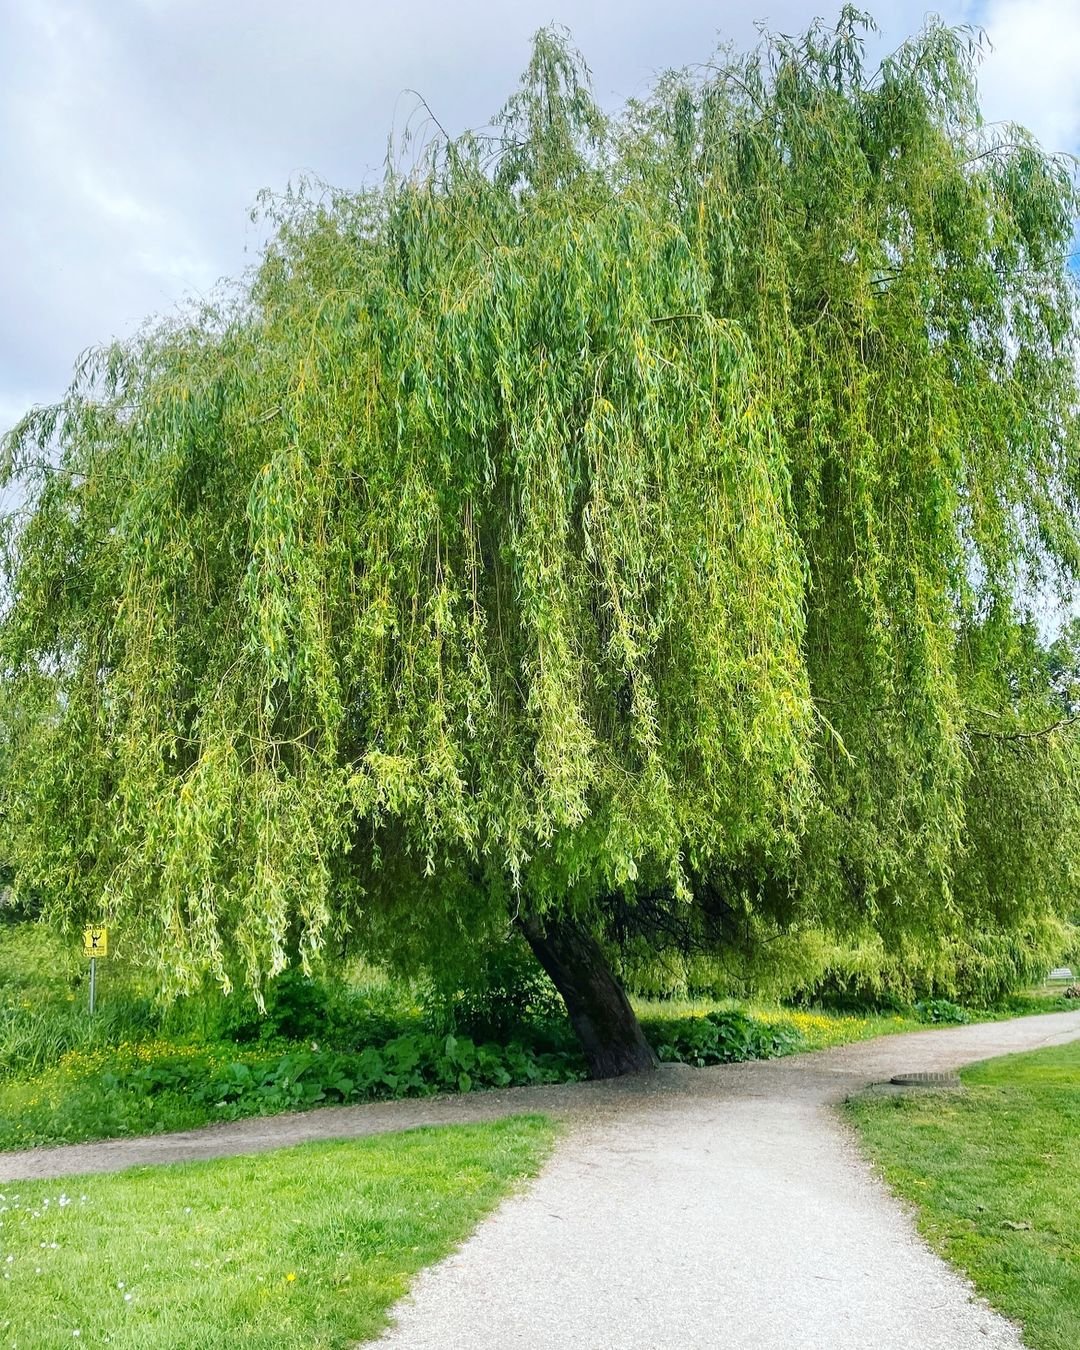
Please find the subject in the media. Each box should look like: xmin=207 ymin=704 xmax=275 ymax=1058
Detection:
xmin=0 ymin=1032 xmax=582 ymax=1152
xmin=4 ymin=916 xmax=1076 ymax=1150
xmin=849 ymin=1041 xmax=1080 ymax=1350
xmin=1 ymin=1005 xmax=815 ymax=1151
xmin=2 ymin=9 xmax=1078 ymax=1080
xmin=0 ymin=1116 xmax=554 ymax=1348
xmin=5 ymin=973 xmax=1073 ymax=1151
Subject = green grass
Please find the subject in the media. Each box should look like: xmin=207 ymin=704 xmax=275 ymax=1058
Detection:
xmin=0 ymin=926 xmax=163 ymax=1081
xmin=0 ymin=1116 xmax=554 ymax=1349
xmin=634 ymin=996 xmax=925 ymax=1049
xmin=848 ymin=1040 xmax=1080 ymax=1350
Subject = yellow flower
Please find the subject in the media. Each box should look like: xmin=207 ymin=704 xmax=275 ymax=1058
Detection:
xmin=285 ymin=1272 xmax=297 ymax=1283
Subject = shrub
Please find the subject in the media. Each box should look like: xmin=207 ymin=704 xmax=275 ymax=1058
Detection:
xmin=214 ymin=967 xmax=420 ymax=1049
xmin=643 ymin=1010 xmax=803 ymax=1067
xmin=914 ymin=998 xmax=971 ymax=1025
xmin=422 ymin=936 xmax=566 ymax=1043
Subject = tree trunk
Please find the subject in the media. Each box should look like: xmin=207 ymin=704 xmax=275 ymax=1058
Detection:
xmin=519 ymin=913 xmax=659 ymax=1078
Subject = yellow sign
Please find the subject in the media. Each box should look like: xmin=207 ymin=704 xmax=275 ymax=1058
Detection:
xmin=83 ymin=925 xmax=109 ymax=959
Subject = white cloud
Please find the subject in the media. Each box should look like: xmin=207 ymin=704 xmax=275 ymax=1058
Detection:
xmin=975 ymin=0 xmax=1080 ymax=151
xmin=0 ymin=0 xmax=1074 ymax=438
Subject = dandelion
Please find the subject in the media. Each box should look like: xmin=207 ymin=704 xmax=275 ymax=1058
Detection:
xmin=285 ymin=1272 xmax=297 ymax=1283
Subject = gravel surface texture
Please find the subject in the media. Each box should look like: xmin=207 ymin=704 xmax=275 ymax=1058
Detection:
xmin=372 ymin=1012 xmax=1078 ymax=1350
xmin=4 ymin=1011 xmax=1079 ymax=1348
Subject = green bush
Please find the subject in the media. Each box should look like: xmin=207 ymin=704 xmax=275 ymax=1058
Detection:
xmin=211 ymin=964 xmax=426 ymax=1050
xmin=914 ymin=998 xmax=972 ymax=1025
xmin=644 ymin=1010 xmax=803 ymax=1067
xmin=215 ymin=968 xmax=334 ymax=1042
xmin=422 ymin=936 xmax=565 ymax=1043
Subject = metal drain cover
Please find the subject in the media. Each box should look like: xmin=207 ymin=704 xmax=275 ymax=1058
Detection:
xmin=889 ymin=1071 xmax=962 ymax=1088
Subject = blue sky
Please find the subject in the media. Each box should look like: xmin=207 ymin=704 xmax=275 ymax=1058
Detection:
xmin=1 ymin=0 xmax=1078 ymax=460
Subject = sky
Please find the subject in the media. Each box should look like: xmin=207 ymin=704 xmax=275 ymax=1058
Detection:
xmin=1 ymin=0 xmax=1079 ymax=453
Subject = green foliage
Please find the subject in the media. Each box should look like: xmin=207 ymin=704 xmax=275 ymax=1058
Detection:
xmin=913 ymin=997 xmax=971 ymax=1025
xmin=1 ymin=10 xmax=1078 ymax=1005
xmin=215 ymin=966 xmax=416 ymax=1048
xmin=421 ymin=934 xmax=565 ymax=1042
xmin=798 ymin=914 xmax=1076 ymax=1009
xmin=623 ymin=911 xmax=1076 ymax=1010
xmin=0 ymin=1032 xmax=583 ymax=1151
xmin=645 ymin=1009 xmax=803 ymax=1066
xmin=223 ymin=968 xmax=331 ymax=1041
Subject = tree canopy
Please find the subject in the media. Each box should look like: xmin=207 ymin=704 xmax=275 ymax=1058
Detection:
xmin=2 ymin=9 xmax=1078 ymax=1073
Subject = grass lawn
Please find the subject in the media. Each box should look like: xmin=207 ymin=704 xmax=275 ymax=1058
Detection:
xmin=848 ymin=1040 xmax=1080 ymax=1350
xmin=0 ymin=1116 xmax=554 ymax=1349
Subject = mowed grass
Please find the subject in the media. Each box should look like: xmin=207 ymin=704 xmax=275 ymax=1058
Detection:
xmin=849 ymin=1039 xmax=1080 ymax=1350
xmin=0 ymin=1116 xmax=554 ymax=1349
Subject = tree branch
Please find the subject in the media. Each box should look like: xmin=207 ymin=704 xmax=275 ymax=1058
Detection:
xmin=969 ymin=714 xmax=1080 ymax=742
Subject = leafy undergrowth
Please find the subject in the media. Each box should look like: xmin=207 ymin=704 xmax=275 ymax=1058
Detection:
xmin=3 ymin=924 xmax=1074 ymax=1152
xmin=0 ymin=1116 xmax=554 ymax=1348
xmin=848 ymin=1040 xmax=1080 ymax=1350
xmin=0 ymin=1011 xmax=813 ymax=1151
xmin=642 ymin=1009 xmax=803 ymax=1064
xmin=636 ymin=1001 xmax=923 ymax=1051
xmin=0 ymin=1033 xmax=585 ymax=1151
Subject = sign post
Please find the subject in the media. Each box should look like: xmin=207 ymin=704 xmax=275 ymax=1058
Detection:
xmin=82 ymin=926 xmax=109 ymax=1014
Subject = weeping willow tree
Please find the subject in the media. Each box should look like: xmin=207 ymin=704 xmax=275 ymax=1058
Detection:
xmin=2 ymin=9 xmax=1079 ymax=1075
xmin=609 ymin=9 xmax=1080 ymax=1004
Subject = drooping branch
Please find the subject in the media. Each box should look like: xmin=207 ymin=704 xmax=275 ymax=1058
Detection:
xmin=968 ymin=714 xmax=1080 ymax=743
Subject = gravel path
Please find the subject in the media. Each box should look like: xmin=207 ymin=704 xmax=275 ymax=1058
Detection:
xmin=3 ymin=1012 xmax=1079 ymax=1348
xmin=373 ymin=1012 xmax=1080 ymax=1350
